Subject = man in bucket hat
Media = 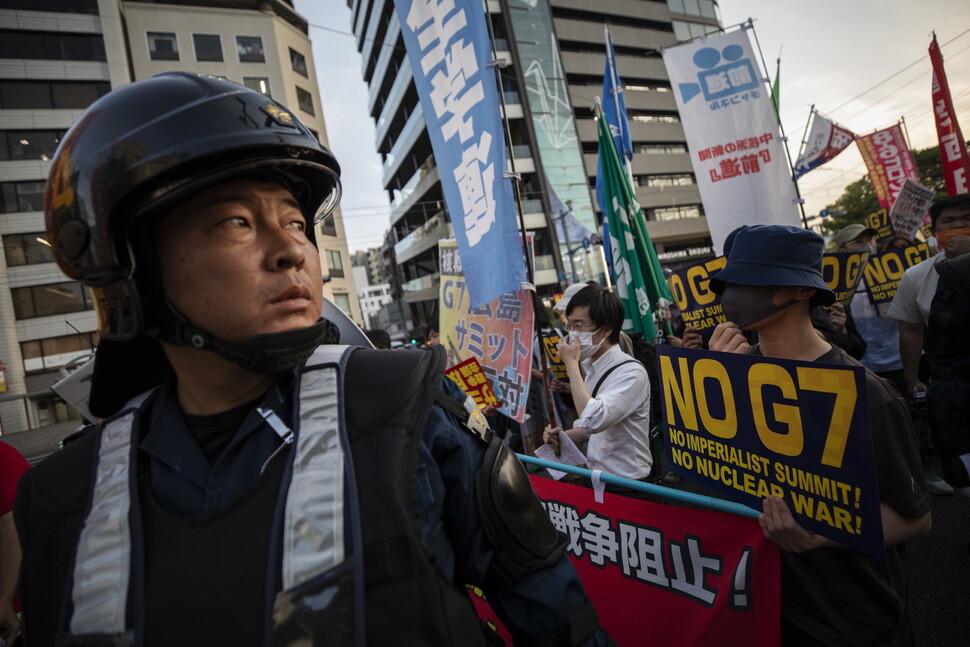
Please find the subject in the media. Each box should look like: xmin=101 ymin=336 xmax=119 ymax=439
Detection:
xmin=710 ymin=225 xmax=931 ymax=646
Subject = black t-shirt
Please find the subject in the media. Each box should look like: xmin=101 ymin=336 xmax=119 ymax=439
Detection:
xmin=755 ymin=345 xmax=929 ymax=646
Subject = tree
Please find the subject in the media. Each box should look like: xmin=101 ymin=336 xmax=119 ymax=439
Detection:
xmin=820 ymin=144 xmax=947 ymax=235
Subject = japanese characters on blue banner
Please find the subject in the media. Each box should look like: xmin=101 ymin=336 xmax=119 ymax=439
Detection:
xmin=862 ymin=243 xmax=933 ymax=307
xmin=658 ymin=346 xmax=884 ymax=560
xmin=822 ymin=251 xmax=871 ymax=307
xmin=394 ymin=0 xmax=525 ymax=307
xmin=667 ymin=256 xmax=727 ymax=333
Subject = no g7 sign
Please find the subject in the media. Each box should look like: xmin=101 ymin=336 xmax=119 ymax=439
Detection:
xmin=657 ymin=346 xmax=884 ymax=559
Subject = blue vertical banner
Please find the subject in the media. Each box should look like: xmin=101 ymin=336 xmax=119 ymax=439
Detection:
xmin=596 ymin=27 xmax=634 ymax=281
xmin=394 ymin=0 xmax=525 ymax=307
xmin=596 ymin=27 xmax=633 ymax=210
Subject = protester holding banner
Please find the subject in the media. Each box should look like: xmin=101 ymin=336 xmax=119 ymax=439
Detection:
xmin=710 ymin=225 xmax=931 ymax=646
xmin=834 ymin=224 xmax=908 ymax=396
xmin=888 ymin=194 xmax=970 ymax=495
xmin=542 ymin=284 xmax=655 ymax=500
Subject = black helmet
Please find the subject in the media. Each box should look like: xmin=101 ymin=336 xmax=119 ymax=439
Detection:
xmin=45 ymin=71 xmax=341 ymax=342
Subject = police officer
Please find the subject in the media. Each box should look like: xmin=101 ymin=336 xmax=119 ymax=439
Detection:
xmin=15 ymin=73 xmax=608 ymax=646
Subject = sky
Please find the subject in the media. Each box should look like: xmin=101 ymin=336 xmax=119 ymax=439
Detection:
xmin=294 ymin=0 xmax=970 ymax=252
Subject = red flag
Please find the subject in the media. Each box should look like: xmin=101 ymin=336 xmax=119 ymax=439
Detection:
xmin=930 ymin=35 xmax=970 ymax=195
xmin=856 ymin=124 xmax=920 ymax=209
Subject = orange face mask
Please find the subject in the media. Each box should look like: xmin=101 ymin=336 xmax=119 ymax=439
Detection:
xmin=935 ymin=227 xmax=970 ymax=249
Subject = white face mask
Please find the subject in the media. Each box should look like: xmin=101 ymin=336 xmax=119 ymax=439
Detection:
xmin=570 ymin=328 xmax=603 ymax=359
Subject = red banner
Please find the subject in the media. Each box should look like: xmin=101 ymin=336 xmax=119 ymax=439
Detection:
xmin=930 ymin=35 xmax=970 ymax=196
xmin=474 ymin=477 xmax=781 ymax=646
xmin=856 ymin=124 xmax=920 ymax=209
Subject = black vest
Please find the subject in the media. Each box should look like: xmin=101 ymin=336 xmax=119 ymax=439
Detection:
xmin=20 ymin=346 xmax=488 ymax=646
xmin=926 ymin=253 xmax=970 ymax=378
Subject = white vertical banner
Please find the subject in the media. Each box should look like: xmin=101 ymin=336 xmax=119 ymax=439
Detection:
xmin=663 ymin=27 xmax=800 ymax=253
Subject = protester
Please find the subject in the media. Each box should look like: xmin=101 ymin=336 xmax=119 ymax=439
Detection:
xmin=833 ymin=224 xmax=907 ymax=395
xmin=423 ymin=322 xmax=440 ymax=346
xmin=922 ymin=252 xmax=970 ymax=497
xmin=880 ymin=233 xmax=917 ymax=252
xmin=14 ymin=73 xmax=608 ymax=646
xmin=888 ymin=193 xmax=970 ymax=495
xmin=364 ymin=327 xmax=391 ymax=349
xmin=710 ymin=224 xmax=931 ymax=646
xmin=0 ymin=441 xmax=29 ymax=646
xmin=541 ymin=284 xmax=655 ymax=500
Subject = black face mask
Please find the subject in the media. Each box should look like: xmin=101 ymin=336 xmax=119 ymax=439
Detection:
xmin=720 ymin=285 xmax=797 ymax=329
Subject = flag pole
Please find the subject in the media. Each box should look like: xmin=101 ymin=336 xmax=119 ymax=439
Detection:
xmin=482 ymin=2 xmax=555 ymax=443
xmin=746 ymin=20 xmax=810 ymax=230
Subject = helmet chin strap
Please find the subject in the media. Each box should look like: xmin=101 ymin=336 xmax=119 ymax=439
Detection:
xmin=149 ymin=301 xmax=339 ymax=374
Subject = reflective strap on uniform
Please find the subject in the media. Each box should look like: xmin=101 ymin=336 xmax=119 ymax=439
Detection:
xmin=69 ymin=410 xmax=136 ymax=635
xmin=281 ymin=345 xmax=350 ymax=590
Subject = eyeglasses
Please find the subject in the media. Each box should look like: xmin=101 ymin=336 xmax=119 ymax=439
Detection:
xmin=564 ymin=322 xmax=598 ymax=332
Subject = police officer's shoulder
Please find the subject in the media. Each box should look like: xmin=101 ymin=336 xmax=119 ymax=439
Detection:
xmin=22 ymin=423 xmax=100 ymax=514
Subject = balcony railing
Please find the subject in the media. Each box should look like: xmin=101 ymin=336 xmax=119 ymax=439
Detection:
xmin=401 ymin=273 xmax=440 ymax=293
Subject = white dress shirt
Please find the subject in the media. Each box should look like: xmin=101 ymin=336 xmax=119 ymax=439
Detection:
xmin=575 ymin=344 xmax=652 ymax=480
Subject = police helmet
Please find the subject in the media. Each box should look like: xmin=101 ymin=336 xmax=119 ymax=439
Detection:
xmin=44 ymin=72 xmax=341 ymax=342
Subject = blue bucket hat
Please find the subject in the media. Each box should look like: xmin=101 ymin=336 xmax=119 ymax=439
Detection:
xmin=709 ymin=225 xmax=836 ymax=307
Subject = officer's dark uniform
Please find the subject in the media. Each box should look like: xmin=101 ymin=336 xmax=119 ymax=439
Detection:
xmin=15 ymin=72 xmax=608 ymax=646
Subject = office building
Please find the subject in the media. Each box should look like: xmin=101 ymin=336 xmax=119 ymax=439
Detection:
xmin=349 ymin=0 xmax=721 ymax=327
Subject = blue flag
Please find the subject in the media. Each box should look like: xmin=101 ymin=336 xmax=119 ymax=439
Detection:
xmin=394 ymin=0 xmax=525 ymax=307
xmin=596 ymin=27 xmax=634 ymax=280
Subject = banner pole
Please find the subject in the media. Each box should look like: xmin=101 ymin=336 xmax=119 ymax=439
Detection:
xmin=899 ymin=116 xmax=915 ymax=152
xmin=482 ymin=0 xmax=533 ymax=286
xmin=483 ymin=1 xmax=551 ymax=449
xmin=517 ymin=454 xmax=762 ymax=520
xmin=796 ymin=104 xmax=815 ymax=169
xmin=747 ymin=20 xmax=810 ymax=230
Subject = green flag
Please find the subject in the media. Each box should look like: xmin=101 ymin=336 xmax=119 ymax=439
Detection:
xmin=771 ymin=58 xmax=781 ymax=124
xmin=596 ymin=105 xmax=673 ymax=340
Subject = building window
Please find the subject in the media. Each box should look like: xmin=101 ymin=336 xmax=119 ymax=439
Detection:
xmin=2 ymin=0 xmax=99 ymax=14
xmin=326 ymin=250 xmax=344 ymax=278
xmin=653 ymin=205 xmax=702 ymax=221
xmin=668 ymin=0 xmax=718 ymax=19
xmin=296 ymin=86 xmax=314 ymax=116
xmin=12 ymin=281 xmax=92 ymax=320
xmin=0 ymin=181 xmax=47 ymax=213
xmin=193 ymin=33 xmax=223 ymax=62
xmin=236 ymin=35 xmax=265 ymax=63
xmin=289 ymin=47 xmax=308 ymax=77
xmin=147 ymin=31 xmax=179 ymax=61
xmin=242 ymin=77 xmax=271 ymax=97
xmin=671 ymin=19 xmax=718 ymax=42
xmin=0 ymin=30 xmax=106 ymax=61
xmin=332 ymin=292 xmax=352 ymax=314
xmin=3 ymin=233 xmax=53 ymax=266
xmin=21 ymin=332 xmax=97 ymax=374
xmin=317 ymin=217 xmax=336 ymax=237
xmin=0 ymin=80 xmax=110 ymax=109
xmin=640 ymin=143 xmax=687 ymax=155
xmin=643 ymin=173 xmax=695 ymax=188
xmin=0 ymin=130 xmax=64 ymax=162
xmin=631 ymin=113 xmax=680 ymax=124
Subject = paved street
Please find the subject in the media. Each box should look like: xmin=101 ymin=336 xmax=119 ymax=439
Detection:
xmin=907 ymin=492 xmax=970 ymax=646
